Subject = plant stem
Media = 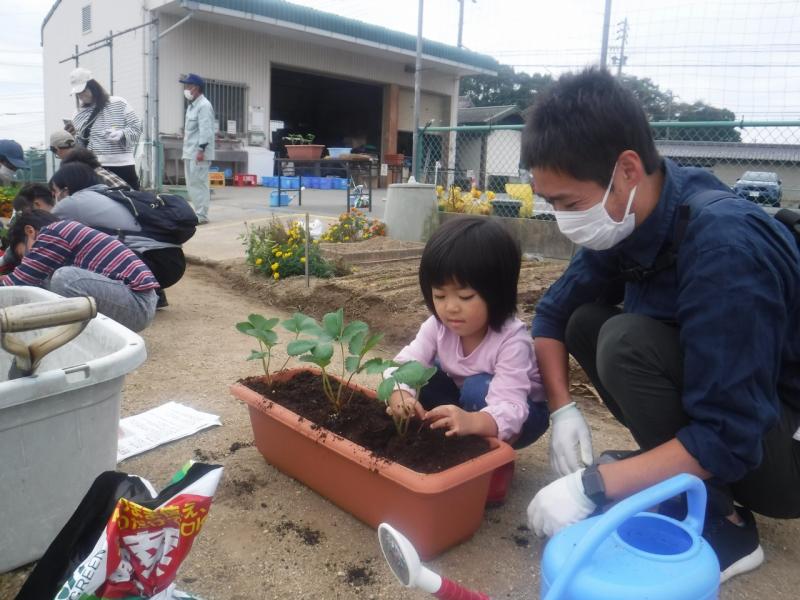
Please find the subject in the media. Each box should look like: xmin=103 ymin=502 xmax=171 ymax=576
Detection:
xmin=278 ymin=332 xmax=300 ymax=372
xmin=321 ymin=370 xmax=337 ymax=411
xmin=258 ymin=341 xmax=271 ymax=386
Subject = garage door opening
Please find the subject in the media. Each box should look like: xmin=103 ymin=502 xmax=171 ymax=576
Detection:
xmin=270 ymin=67 xmax=383 ymax=159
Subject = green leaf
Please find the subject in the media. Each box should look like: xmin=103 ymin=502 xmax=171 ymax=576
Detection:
xmin=249 ymin=314 xmax=279 ymax=331
xmin=312 ymin=342 xmax=334 ymax=364
xmin=378 ymin=378 xmax=397 ymax=402
xmin=299 ymin=354 xmax=323 ymax=367
xmin=348 ymin=331 xmax=366 ymax=356
xmin=246 ymin=350 xmax=268 ymax=361
xmin=287 ymin=339 xmax=316 ymax=355
xmin=392 ymin=361 xmax=427 ymax=386
xmin=235 ymin=321 xmax=253 ymax=334
xmin=322 ymin=308 xmax=344 ymax=339
xmin=362 ymin=332 xmax=384 ymax=355
xmin=344 ymin=355 xmax=361 ymax=373
xmin=252 ymin=329 xmax=278 ymax=346
xmin=362 ymin=357 xmax=390 ymax=375
xmin=342 ymin=320 xmax=368 ymax=342
xmin=420 ymin=366 xmax=438 ymax=386
xmin=282 ymin=312 xmax=320 ymax=335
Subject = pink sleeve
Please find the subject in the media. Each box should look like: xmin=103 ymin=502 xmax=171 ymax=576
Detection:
xmin=394 ymin=316 xmax=439 ymax=366
xmin=481 ymin=336 xmax=535 ymax=441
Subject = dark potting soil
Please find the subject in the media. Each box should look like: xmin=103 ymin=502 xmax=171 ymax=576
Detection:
xmin=242 ymin=371 xmax=490 ymax=473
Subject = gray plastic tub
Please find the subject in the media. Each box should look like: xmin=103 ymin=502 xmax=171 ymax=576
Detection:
xmin=0 ymin=286 xmax=147 ymax=573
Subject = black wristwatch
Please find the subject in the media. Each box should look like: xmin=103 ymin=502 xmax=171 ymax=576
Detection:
xmin=581 ymin=464 xmax=608 ymax=506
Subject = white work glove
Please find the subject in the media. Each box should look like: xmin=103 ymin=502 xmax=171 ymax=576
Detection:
xmin=549 ymin=401 xmax=594 ymax=477
xmin=528 ymin=469 xmax=596 ymax=538
xmin=105 ymin=128 xmax=124 ymax=142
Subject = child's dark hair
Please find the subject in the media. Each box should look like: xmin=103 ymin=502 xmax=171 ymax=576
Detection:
xmin=61 ymin=147 xmax=101 ymax=169
xmin=7 ymin=210 xmax=61 ymax=255
xmin=13 ymin=183 xmax=54 ymax=211
xmin=419 ymin=217 xmax=520 ymax=331
xmin=522 ymin=67 xmax=660 ymax=187
xmin=50 ymin=162 xmax=99 ymax=195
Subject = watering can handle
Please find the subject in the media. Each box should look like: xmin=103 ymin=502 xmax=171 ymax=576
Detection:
xmin=543 ymin=473 xmax=707 ymax=600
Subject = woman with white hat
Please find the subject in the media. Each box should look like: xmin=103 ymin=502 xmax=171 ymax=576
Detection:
xmin=67 ymin=67 xmax=142 ymax=190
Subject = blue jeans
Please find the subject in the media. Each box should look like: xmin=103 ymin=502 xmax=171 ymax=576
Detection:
xmin=418 ymin=368 xmax=549 ymax=449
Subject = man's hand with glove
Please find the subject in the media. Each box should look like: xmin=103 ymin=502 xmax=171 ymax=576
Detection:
xmin=549 ymin=401 xmax=594 ymax=477
xmin=527 ymin=469 xmax=597 ymax=537
xmin=105 ymin=128 xmax=124 ymax=143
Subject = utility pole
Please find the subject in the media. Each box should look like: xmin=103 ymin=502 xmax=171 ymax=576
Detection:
xmin=412 ymin=0 xmax=423 ymax=180
xmin=456 ymin=0 xmax=475 ymax=48
xmin=600 ymin=0 xmax=612 ymax=69
xmin=613 ymin=17 xmax=629 ymax=77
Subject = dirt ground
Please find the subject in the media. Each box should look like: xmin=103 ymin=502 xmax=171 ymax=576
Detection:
xmin=1 ymin=253 xmax=798 ymax=599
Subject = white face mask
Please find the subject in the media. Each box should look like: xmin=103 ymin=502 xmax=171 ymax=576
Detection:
xmin=553 ymin=163 xmax=638 ymax=251
xmin=0 ymin=164 xmax=15 ymax=184
xmin=184 ymin=89 xmax=195 ymax=102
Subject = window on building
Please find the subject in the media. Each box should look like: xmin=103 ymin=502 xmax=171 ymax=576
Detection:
xmin=81 ymin=4 xmax=91 ymax=33
xmin=204 ymin=79 xmax=248 ymax=136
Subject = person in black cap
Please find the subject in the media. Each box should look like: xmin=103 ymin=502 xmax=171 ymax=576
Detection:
xmin=180 ymin=73 xmax=215 ymax=224
xmin=0 ymin=139 xmax=29 ymax=185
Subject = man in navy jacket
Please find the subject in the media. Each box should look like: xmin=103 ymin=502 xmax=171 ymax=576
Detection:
xmin=525 ymin=68 xmax=799 ymax=583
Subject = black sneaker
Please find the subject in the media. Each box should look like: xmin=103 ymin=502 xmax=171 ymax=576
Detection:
xmin=156 ymin=289 xmax=169 ymax=309
xmin=702 ymin=506 xmax=764 ymax=583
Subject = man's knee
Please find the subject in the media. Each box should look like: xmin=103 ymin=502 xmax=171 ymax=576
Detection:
xmin=595 ymin=313 xmax=650 ymax=384
xmin=565 ymin=303 xmax=619 ymax=354
xmin=48 ymin=267 xmax=83 ymax=297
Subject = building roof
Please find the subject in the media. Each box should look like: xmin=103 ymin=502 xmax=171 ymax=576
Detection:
xmin=458 ymin=105 xmax=521 ymax=125
xmin=656 ymin=140 xmax=800 ymax=163
xmin=44 ymin=0 xmax=499 ymax=74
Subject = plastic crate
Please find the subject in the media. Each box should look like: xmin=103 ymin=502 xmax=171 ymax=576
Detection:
xmin=270 ymin=191 xmax=292 ymax=207
xmin=0 ymin=287 xmax=147 ymax=572
xmin=333 ymin=177 xmax=349 ymax=190
xmin=261 ymin=176 xmax=276 ymax=187
xmin=319 ymin=177 xmax=333 ymax=190
xmin=328 ymin=147 xmax=352 ymax=158
xmin=209 ymin=172 xmax=225 ymax=187
xmin=234 ymin=173 xmax=258 ymax=186
xmin=280 ymin=176 xmax=300 ymax=190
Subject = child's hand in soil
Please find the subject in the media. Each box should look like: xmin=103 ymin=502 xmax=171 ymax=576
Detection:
xmin=386 ymin=390 xmax=425 ymax=420
xmin=425 ymin=405 xmax=498 ymax=438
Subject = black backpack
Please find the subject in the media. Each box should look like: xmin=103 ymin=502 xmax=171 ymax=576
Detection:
xmin=98 ymin=188 xmax=198 ymax=245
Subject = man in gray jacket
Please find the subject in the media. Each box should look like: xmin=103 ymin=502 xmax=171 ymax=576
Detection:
xmin=180 ymin=73 xmax=215 ymax=224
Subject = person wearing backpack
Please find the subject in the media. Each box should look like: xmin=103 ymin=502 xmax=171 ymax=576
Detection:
xmin=49 ymin=163 xmax=186 ymax=308
xmin=67 ymin=68 xmax=142 ymax=190
xmin=523 ymin=68 xmax=799 ymax=583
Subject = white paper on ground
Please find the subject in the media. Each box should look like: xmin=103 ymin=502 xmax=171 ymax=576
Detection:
xmin=117 ymin=401 xmax=221 ymax=462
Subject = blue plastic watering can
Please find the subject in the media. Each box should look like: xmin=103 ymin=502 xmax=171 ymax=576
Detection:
xmin=541 ymin=474 xmax=720 ymax=600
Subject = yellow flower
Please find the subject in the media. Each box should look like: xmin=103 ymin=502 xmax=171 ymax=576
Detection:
xmin=487 ymin=191 xmax=496 ymax=200
xmin=284 ymin=252 xmax=292 ymax=258
xmin=271 ymin=262 xmax=279 ymax=271
xmin=300 ymin=257 xmax=306 ymax=263
xmin=255 ymin=257 xmax=263 ymax=265
xmin=273 ymin=272 xmax=280 ymax=280
xmin=275 ymin=251 xmax=283 ymax=257
xmin=344 ymin=236 xmax=350 ymax=241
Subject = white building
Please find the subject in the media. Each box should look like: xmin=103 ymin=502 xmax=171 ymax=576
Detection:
xmin=42 ymin=0 xmax=497 ymax=186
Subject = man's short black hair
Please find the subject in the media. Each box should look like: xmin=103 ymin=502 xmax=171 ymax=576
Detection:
xmin=7 ymin=209 xmax=61 ymax=256
xmin=49 ymin=162 xmax=99 ymax=195
xmin=61 ymin=147 xmax=101 ymax=170
xmin=13 ymin=183 xmax=54 ymax=210
xmin=522 ymin=67 xmax=661 ymax=187
xmin=419 ymin=216 xmax=520 ymax=331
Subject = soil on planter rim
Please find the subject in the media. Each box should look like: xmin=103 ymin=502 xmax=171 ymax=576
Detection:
xmin=242 ymin=370 xmax=490 ymax=473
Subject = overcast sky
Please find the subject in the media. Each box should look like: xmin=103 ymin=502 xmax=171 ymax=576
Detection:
xmin=2 ymin=0 xmax=799 ymax=148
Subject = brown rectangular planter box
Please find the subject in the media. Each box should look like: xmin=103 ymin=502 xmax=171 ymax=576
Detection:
xmin=231 ymin=368 xmax=515 ymax=559
xmin=285 ymin=145 xmax=325 ymax=160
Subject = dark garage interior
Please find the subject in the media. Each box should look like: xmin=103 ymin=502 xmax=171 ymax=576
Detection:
xmin=270 ymin=67 xmax=383 ymax=158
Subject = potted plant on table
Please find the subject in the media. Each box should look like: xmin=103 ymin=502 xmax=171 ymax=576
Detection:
xmin=230 ymin=309 xmax=515 ymax=559
xmin=282 ymin=133 xmax=325 ymax=160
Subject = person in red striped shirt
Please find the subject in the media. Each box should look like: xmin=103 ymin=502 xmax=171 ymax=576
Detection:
xmin=0 ymin=210 xmax=158 ymax=332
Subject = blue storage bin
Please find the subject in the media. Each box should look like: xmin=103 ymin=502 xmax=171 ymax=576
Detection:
xmin=270 ymin=191 xmax=292 ymax=207
xmin=280 ymin=176 xmax=299 ymax=189
xmin=209 ymin=165 xmax=220 ymax=172
xmin=309 ymin=176 xmax=321 ymax=189
xmin=223 ymin=168 xmax=233 ymax=178
xmin=319 ymin=177 xmax=333 ymax=190
xmin=333 ymin=177 xmax=348 ymax=190
xmin=328 ymin=147 xmax=352 ymax=158
xmin=261 ymin=176 xmax=276 ymax=187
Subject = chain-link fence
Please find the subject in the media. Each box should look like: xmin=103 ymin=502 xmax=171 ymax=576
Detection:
xmin=418 ymin=121 xmax=800 ymax=219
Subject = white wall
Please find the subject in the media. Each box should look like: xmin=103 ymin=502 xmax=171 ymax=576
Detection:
xmin=397 ymin=88 xmax=451 ymax=133
xmin=42 ymin=0 xmax=148 ymax=154
xmin=156 ymin=13 xmax=457 ymax=136
xmin=486 ymin=130 xmax=522 ymax=176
